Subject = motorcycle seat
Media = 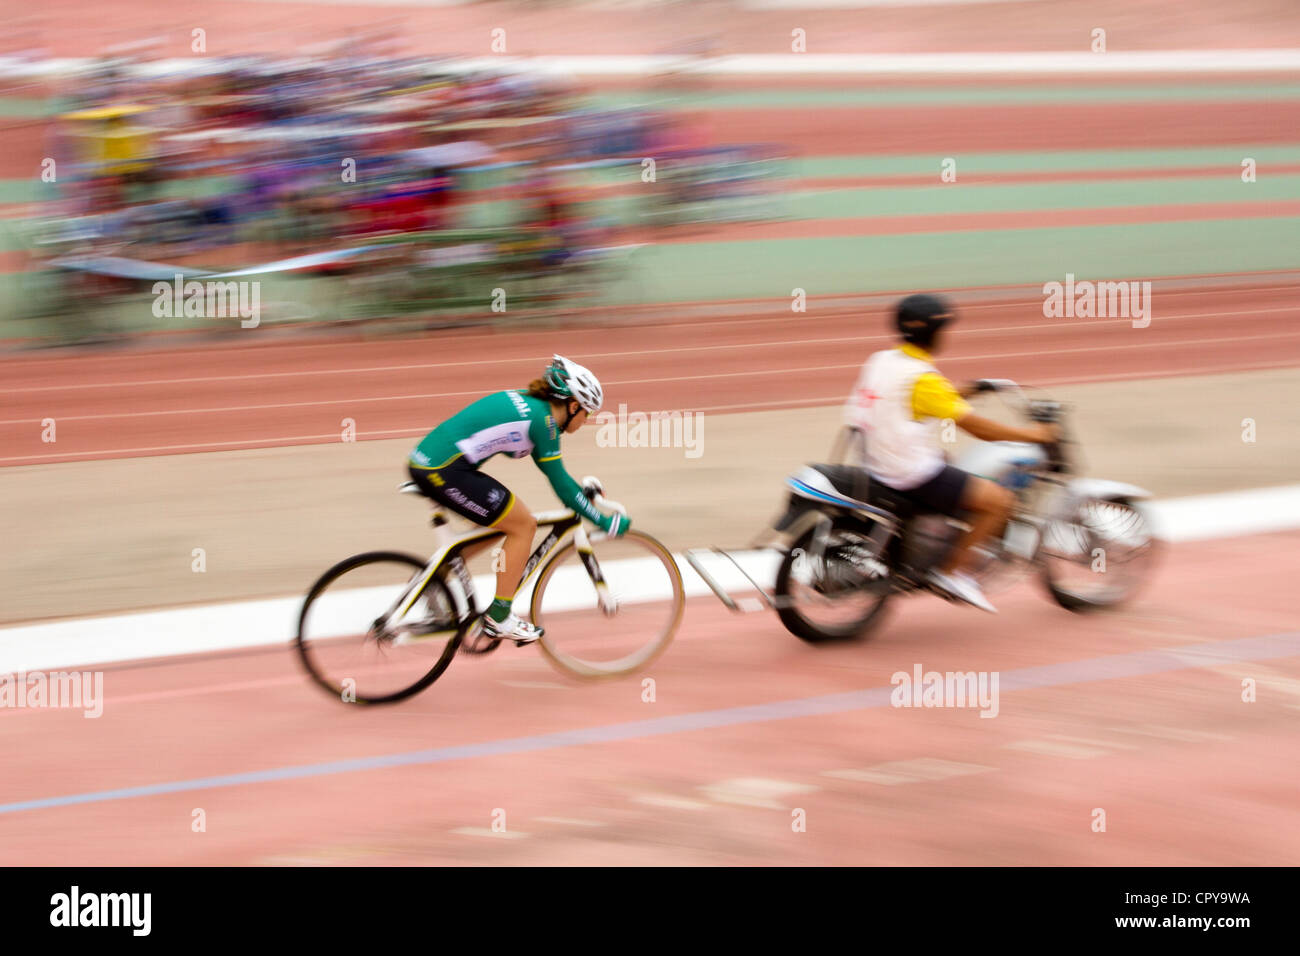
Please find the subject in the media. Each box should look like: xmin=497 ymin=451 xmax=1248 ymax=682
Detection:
xmin=807 ymin=464 xmax=916 ymax=517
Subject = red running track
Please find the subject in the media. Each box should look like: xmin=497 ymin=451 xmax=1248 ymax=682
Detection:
xmin=2 ymin=280 xmax=1299 ymax=466
xmin=0 ymin=529 xmax=1296 ymax=865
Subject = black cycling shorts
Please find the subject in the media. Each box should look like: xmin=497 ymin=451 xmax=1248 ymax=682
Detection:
xmin=407 ymin=457 xmax=514 ymax=526
xmin=890 ymin=464 xmax=971 ymax=516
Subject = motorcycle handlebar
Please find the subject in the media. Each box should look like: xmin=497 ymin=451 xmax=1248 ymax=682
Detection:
xmin=972 ymin=379 xmax=1066 ymax=427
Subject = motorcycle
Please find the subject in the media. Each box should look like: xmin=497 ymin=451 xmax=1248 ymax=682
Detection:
xmin=764 ymin=380 xmax=1158 ymax=643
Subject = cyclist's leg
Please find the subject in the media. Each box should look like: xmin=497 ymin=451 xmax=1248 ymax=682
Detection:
xmin=482 ymin=497 xmax=544 ymax=640
xmin=489 ymin=494 xmax=536 ymax=603
xmin=407 ymin=459 xmax=541 ymax=639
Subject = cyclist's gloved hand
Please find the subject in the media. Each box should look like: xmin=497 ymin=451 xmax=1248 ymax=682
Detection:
xmin=600 ymin=512 xmax=632 ymax=537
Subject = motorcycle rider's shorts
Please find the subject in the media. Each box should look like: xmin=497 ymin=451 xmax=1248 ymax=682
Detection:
xmin=882 ymin=464 xmax=969 ymax=516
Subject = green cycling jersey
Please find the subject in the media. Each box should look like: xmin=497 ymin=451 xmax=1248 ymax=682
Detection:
xmin=410 ymin=390 xmax=618 ymax=531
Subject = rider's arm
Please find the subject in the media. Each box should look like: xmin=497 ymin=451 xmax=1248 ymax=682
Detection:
xmin=534 ymin=454 xmax=626 ymax=533
xmin=916 ymin=373 xmax=1054 ymax=443
xmin=529 ymin=419 xmax=621 ymax=531
xmin=957 ymin=412 xmax=1056 ymax=444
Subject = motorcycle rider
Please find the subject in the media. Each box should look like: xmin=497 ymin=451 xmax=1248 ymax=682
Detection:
xmin=844 ymin=293 xmax=1058 ymax=613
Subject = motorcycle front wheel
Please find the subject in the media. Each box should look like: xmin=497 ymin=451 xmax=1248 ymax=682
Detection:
xmin=1039 ymin=497 xmax=1158 ymax=611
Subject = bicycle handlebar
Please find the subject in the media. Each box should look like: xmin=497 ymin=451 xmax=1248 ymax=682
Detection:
xmin=581 ymin=474 xmax=627 ymax=518
xmin=592 ymin=493 xmax=628 ymax=517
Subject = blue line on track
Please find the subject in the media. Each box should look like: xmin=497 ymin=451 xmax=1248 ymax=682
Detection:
xmin=1 ymin=631 xmax=1295 ymax=815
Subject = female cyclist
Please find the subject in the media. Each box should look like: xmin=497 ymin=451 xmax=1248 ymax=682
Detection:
xmin=407 ymin=355 xmax=631 ymax=644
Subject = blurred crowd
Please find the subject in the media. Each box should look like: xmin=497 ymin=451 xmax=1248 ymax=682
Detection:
xmin=0 ymin=40 xmax=786 ymax=340
xmin=29 ymin=49 xmax=776 ymax=263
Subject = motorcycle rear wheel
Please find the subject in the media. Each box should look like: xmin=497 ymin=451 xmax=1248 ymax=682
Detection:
xmin=773 ymin=518 xmax=893 ymax=643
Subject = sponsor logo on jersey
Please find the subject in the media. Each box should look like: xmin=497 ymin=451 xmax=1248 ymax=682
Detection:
xmin=479 ymin=431 xmax=522 ymax=454
xmin=462 ymin=430 xmax=526 ymax=462
xmin=507 ymin=390 xmax=532 ymax=417
xmin=445 ymin=487 xmax=489 ymax=517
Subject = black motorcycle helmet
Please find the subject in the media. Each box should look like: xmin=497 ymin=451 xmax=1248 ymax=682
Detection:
xmin=895 ymin=293 xmax=955 ymax=349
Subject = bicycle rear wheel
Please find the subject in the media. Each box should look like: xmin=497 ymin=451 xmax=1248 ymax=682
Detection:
xmin=529 ymin=531 xmax=684 ymax=680
xmin=296 ymin=551 xmax=465 ymax=705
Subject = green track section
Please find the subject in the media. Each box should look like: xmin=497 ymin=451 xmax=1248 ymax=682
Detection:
xmin=586 ymin=84 xmax=1300 ymax=111
xmin=793 ymin=146 xmax=1300 ymax=178
xmin=0 ymin=181 xmax=60 ymax=204
xmin=0 ymin=98 xmax=62 ymax=119
xmin=4 ymin=85 xmax=1297 ymax=337
xmin=609 ymin=216 xmax=1300 ymax=304
xmin=9 ymin=83 xmax=1300 ymax=120
xmin=785 ymin=175 xmax=1300 ymax=219
xmin=3 ymin=215 xmax=1295 ymax=337
xmin=9 ymin=147 xmax=1292 ymax=210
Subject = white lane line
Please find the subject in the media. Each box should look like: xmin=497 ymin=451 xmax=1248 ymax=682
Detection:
xmin=1026 ymin=358 xmax=1300 ymax=388
xmin=0 ymin=345 xmax=1289 ymax=465
xmin=8 ymin=349 xmax=1300 ymax=463
xmin=823 ymin=758 xmax=995 ymax=785
xmin=5 ymin=332 xmax=1300 ymax=463
xmin=450 ymin=828 xmax=528 ymax=839
xmin=1111 ymin=724 xmax=1234 ymax=743
xmin=630 ymin=794 xmax=711 ymax=810
xmin=1004 ymin=738 xmax=1111 ymax=759
xmin=1044 ymin=734 xmax=1141 ymax=751
xmin=534 ymin=816 xmax=608 ymax=828
xmin=699 ymin=777 xmax=818 ymax=809
xmin=0 ymin=430 xmax=405 ymax=463
xmin=5 ymin=306 xmax=1295 ymax=397
xmin=7 ymin=305 xmax=1298 ymax=424
xmin=0 ymin=674 xmax=301 ymax=716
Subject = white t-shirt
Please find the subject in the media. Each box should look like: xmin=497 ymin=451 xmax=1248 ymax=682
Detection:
xmin=844 ymin=348 xmax=947 ymax=489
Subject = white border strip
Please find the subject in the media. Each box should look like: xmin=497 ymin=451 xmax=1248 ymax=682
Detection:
xmin=4 ymin=51 xmax=1300 ymax=79
xmin=2 ymin=483 xmax=1298 ymax=674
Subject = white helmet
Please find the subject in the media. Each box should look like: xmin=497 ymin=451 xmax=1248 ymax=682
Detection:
xmin=544 ymin=354 xmax=603 ymax=414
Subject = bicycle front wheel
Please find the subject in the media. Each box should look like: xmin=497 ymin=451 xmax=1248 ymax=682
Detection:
xmin=296 ymin=551 xmax=465 ymax=705
xmin=530 ymin=530 xmax=684 ymax=680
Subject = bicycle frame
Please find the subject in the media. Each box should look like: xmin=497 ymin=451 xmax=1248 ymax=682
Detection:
xmin=378 ymin=504 xmax=616 ymax=639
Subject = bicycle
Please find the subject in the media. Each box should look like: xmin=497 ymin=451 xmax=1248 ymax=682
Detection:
xmin=294 ymin=477 xmax=685 ymax=704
